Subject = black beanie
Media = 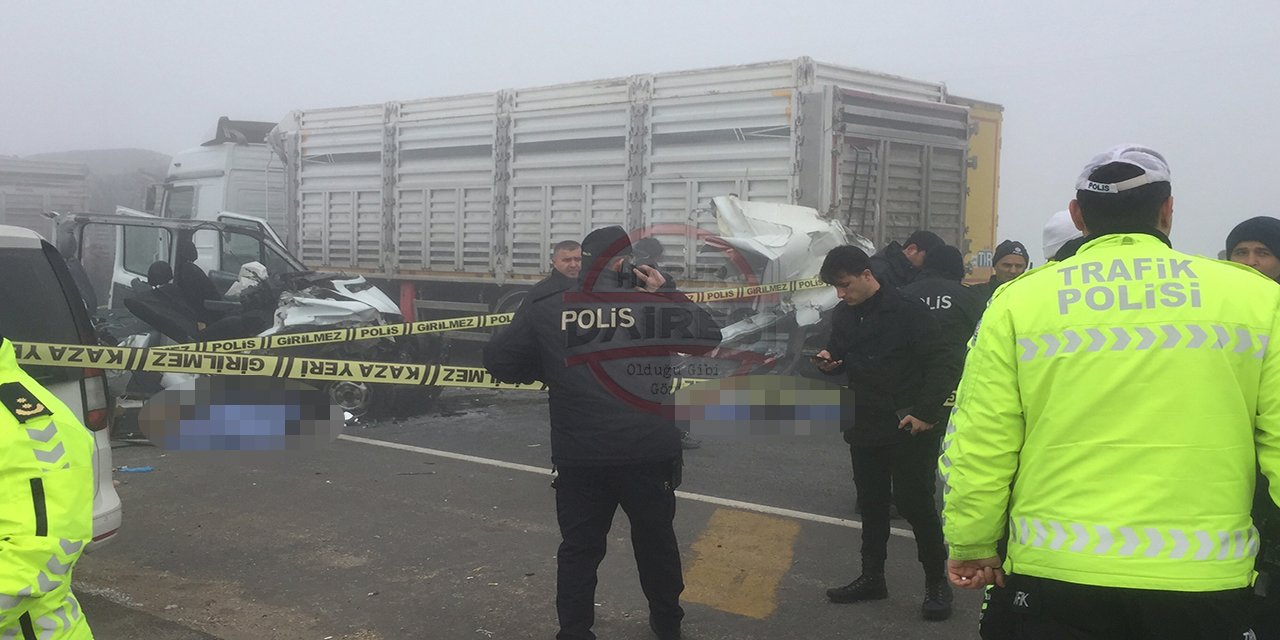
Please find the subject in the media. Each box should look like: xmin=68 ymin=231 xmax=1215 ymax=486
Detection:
xmin=921 ymin=245 xmax=965 ymax=281
xmin=1226 ymin=217 xmax=1280 ymax=258
xmin=993 ymin=240 xmax=1028 ymax=265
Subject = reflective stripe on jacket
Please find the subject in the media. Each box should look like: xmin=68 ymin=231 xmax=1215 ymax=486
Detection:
xmin=943 ymin=233 xmax=1280 ymax=591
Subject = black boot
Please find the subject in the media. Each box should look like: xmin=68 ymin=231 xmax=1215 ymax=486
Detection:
xmin=921 ymin=577 xmax=953 ymax=620
xmin=649 ymin=614 xmax=681 ymax=640
xmin=826 ymin=573 xmax=888 ymax=603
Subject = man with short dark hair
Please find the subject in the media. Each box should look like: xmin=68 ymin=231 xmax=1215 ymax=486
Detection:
xmin=551 ymin=240 xmax=583 ymax=280
xmin=869 ymin=230 xmax=946 ymax=289
xmin=943 ymin=145 xmax=1280 ymax=638
xmin=814 ymin=245 xmax=960 ymax=620
xmin=970 ymin=241 xmax=1029 ymax=304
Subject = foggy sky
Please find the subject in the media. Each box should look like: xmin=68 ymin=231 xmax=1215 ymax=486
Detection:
xmin=2 ymin=0 xmax=1276 ymax=262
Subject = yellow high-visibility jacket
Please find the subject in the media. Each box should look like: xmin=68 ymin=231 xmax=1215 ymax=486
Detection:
xmin=0 ymin=338 xmax=95 ymax=638
xmin=943 ymin=233 xmax=1280 ymax=591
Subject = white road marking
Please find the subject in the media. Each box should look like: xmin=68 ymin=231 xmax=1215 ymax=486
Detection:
xmin=338 ymin=434 xmax=916 ymax=539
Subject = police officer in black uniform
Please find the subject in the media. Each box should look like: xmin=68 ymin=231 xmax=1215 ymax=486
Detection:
xmin=869 ymin=230 xmax=946 ymax=289
xmin=484 ymin=226 xmax=721 ymax=640
xmin=901 ymin=245 xmax=983 ymax=358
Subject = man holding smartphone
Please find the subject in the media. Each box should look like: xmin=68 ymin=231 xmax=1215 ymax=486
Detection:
xmin=814 ymin=245 xmax=962 ymax=621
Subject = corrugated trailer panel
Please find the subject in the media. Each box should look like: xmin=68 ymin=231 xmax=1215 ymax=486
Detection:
xmin=812 ymin=61 xmax=946 ymax=103
xmin=395 ymin=94 xmax=499 ymax=273
xmin=649 ymin=60 xmax=801 ymax=99
xmin=926 ymin=146 xmax=966 ymax=248
xmin=644 ymin=84 xmax=797 ymax=279
xmin=281 ymin=57 xmax=993 ymax=284
xmin=828 ymin=89 xmax=970 ymax=248
xmin=0 ymin=159 xmax=90 ymax=240
xmin=294 ymin=104 xmax=385 ymax=269
xmin=507 ymin=79 xmax=631 ymax=275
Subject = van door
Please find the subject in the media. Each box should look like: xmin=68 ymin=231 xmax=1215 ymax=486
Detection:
xmin=110 ymin=223 xmax=172 ymax=309
xmin=217 ymin=212 xmax=287 ymax=248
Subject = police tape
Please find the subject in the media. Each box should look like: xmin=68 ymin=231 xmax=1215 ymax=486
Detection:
xmin=11 ymin=341 xmax=708 ymax=393
xmin=153 ymin=277 xmax=832 ymax=354
xmin=683 ymin=277 xmax=828 ymax=305
xmin=158 ymin=312 xmax=517 ymax=354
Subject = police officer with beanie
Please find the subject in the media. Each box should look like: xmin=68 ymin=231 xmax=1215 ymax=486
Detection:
xmin=0 ymin=333 xmax=96 ymax=639
xmin=814 ymin=245 xmax=960 ymax=620
xmin=943 ymin=144 xmax=1280 ymax=638
xmin=1227 ymin=215 xmax=1280 ymax=638
xmin=970 ymin=240 xmax=1029 ymax=304
xmin=484 ymin=226 xmax=720 ymax=640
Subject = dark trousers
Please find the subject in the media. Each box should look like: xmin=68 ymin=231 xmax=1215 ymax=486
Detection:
xmin=979 ymin=537 xmax=1016 ymax=639
xmin=996 ymin=574 xmax=1253 ymax=639
xmin=554 ymin=462 xmax=684 ymax=640
xmin=1258 ymin=597 xmax=1280 ymax=640
xmin=1256 ymin=572 xmax=1280 ymax=640
xmin=849 ymin=433 xmax=948 ymax=579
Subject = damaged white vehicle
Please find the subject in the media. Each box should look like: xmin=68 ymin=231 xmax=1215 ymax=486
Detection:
xmin=691 ymin=195 xmax=875 ymax=374
xmin=54 ymin=213 xmax=447 ymax=427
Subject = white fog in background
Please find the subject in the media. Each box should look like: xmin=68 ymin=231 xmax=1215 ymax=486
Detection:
xmin=2 ymin=0 xmax=1275 ymax=261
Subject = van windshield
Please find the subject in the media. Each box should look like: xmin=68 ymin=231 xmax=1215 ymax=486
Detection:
xmin=0 ymin=246 xmax=86 ymax=383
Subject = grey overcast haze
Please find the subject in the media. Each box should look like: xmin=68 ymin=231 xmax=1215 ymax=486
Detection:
xmin=2 ymin=0 xmax=1276 ymax=262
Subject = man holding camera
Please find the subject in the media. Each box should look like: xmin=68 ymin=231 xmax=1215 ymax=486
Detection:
xmin=484 ymin=226 xmax=720 ymax=640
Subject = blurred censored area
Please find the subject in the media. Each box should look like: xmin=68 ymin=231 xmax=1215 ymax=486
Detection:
xmin=138 ymin=376 xmax=343 ymax=451
xmin=674 ymin=375 xmax=853 ymax=438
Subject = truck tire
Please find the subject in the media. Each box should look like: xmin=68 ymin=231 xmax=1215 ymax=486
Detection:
xmin=493 ymin=288 xmax=528 ymax=314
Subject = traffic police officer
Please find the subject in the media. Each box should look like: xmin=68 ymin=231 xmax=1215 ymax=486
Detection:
xmin=0 ymin=333 xmax=96 ymax=639
xmin=942 ymin=145 xmax=1280 ymax=638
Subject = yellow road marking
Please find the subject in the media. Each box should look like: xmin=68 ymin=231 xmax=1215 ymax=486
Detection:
xmin=681 ymin=508 xmax=801 ymax=620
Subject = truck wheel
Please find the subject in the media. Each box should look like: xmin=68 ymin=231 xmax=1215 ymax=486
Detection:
xmin=328 ymin=380 xmax=373 ymax=418
xmin=493 ymin=289 xmax=528 ymax=314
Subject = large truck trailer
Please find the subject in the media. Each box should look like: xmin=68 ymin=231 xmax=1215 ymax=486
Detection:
xmin=0 ymin=158 xmax=90 ymax=238
xmin=149 ymin=57 xmax=1003 ymax=333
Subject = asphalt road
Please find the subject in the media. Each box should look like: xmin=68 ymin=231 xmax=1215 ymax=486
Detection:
xmin=76 ymin=386 xmax=983 ymax=639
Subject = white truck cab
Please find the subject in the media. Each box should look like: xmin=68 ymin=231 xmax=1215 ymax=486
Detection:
xmin=146 ymin=118 xmax=288 ymax=270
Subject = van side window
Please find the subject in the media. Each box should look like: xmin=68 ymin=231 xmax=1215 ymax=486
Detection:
xmin=220 ymin=229 xmax=261 ymax=276
xmin=164 ymin=186 xmax=196 ymax=219
xmin=122 ymin=227 xmax=171 ymax=277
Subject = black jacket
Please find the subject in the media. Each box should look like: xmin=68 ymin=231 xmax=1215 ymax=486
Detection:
xmin=822 ymin=287 xmax=960 ymax=446
xmin=174 ymin=261 xmax=223 ymax=324
xmin=901 ymin=274 xmax=983 ymax=370
xmin=967 ymin=276 xmax=1001 ymax=306
xmin=868 ymin=241 xmax=919 ymax=289
xmin=484 ymin=275 xmax=721 ymax=466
